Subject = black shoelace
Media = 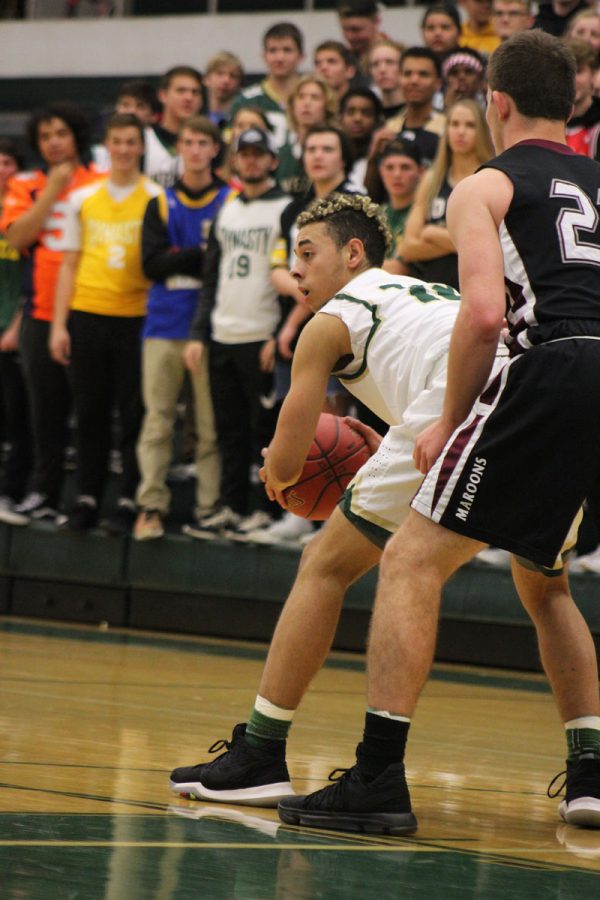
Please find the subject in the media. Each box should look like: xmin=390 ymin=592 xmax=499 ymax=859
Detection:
xmin=547 ymin=770 xmax=566 ymax=799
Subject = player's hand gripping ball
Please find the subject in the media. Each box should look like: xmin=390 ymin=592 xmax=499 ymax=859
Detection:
xmin=283 ymin=413 xmax=371 ymax=520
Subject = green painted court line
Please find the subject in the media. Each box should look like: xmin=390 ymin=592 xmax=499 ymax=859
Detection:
xmin=0 ymin=619 xmax=551 ymax=694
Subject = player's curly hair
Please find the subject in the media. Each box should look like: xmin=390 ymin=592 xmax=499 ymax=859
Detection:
xmin=296 ymin=193 xmax=392 ymax=266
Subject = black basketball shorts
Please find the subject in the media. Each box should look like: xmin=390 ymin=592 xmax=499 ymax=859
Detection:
xmin=411 ymin=338 xmax=600 ymax=569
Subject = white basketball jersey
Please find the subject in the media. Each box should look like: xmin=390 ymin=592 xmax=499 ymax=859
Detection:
xmin=319 ymin=268 xmax=460 ymax=426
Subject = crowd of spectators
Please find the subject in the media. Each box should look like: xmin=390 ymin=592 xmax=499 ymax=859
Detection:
xmin=1 ymin=0 xmax=600 ymax=560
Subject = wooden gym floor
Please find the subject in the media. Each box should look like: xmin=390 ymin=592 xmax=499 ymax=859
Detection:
xmin=0 ymin=616 xmax=599 ymax=899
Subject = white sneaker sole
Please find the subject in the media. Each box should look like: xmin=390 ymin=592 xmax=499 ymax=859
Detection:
xmin=559 ymin=797 xmax=600 ymax=826
xmin=0 ymin=510 xmax=29 ymax=526
xmin=169 ymin=778 xmax=295 ymax=808
xmin=133 ymin=531 xmax=164 ymax=541
xmin=181 ymin=525 xmax=222 ymax=540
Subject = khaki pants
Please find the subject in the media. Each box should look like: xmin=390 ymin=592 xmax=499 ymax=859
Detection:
xmin=136 ymin=338 xmax=220 ymax=515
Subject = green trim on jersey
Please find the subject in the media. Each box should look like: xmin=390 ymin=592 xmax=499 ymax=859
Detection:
xmin=340 ymin=486 xmax=391 ymax=549
xmin=330 ymin=292 xmax=382 ymax=382
xmin=380 ymin=282 xmax=461 ymax=303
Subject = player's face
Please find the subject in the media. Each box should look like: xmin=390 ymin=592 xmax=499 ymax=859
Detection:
xmin=37 ymin=117 xmax=78 ymax=166
xmin=400 ymin=58 xmax=440 ymax=106
xmin=369 ymin=46 xmax=401 ymax=92
xmin=234 ymin=146 xmax=276 ymax=184
xmin=160 ymin=76 xmax=202 ymax=122
xmin=293 ymin=83 xmax=327 ymax=128
xmin=447 ymin=104 xmax=477 ymax=155
xmin=421 ymin=14 xmax=460 ymax=55
xmin=291 ymin=222 xmax=351 ymax=311
xmin=340 ymin=15 xmax=377 ymax=55
xmin=303 ymin=133 xmax=345 ymax=185
xmin=0 ymin=153 xmax=18 ymax=192
xmin=178 ymin=129 xmax=219 ymax=174
xmin=105 ymin=126 xmax=144 ymax=173
xmin=492 ymin=2 xmax=533 ymax=40
xmin=315 ymin=50 xmax=353 ymax=92
xmin=116 ymin=96 xmax=157 ymax=125
xmin=263 ymin=38 xmax=303 ymax=80
xmin=340 ymin=98 xmax=377 ymax=140
xmin=204 ymin=66 xmax=242 ymax=102
xmin=379 ymin=155 xmax=421 ymax=201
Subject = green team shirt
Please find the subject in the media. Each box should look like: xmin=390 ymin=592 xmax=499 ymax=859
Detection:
xmin=229 ymin=80 xmax=288 ymax=149
xmin=383 ymin=204 xmax=412 ymax=260
xmin=0 ymin=230 xmax=21 ymax=333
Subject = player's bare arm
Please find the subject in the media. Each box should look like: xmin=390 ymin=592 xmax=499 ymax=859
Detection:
xmin=263 ymin=312 xmax=352 ymax=502
xmin=414 ymin=167 xmax=512 ymax=473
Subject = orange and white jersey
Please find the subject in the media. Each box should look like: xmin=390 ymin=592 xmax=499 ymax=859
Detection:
xmin=0 ymin=164 xmax=102 ymax=322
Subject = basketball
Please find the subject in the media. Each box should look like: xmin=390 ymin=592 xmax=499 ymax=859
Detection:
xmin=283 ymin=414 xmax=371 ymax=520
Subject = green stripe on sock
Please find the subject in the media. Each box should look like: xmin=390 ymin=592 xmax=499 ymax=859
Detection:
xmin=246 ymin=709 xmax=291 ymax=747
xmin=567 ymin=727 xmax=600 ymax=761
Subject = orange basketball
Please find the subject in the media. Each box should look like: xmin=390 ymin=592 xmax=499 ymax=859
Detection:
xmin=283 ymin=414 xmax=371 ymax=520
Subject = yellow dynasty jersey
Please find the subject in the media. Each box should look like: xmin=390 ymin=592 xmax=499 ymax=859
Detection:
xmin=61 ymin=176 xmax=162 ymax=317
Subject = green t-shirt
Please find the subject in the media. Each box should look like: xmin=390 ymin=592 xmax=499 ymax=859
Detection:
xmin=230 ymin=80 xmax=288 ymax=149
xmin=383 ymin=204 xmax=411 ymax=260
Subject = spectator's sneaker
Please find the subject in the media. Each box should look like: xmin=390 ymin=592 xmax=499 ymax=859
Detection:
xmin=549 ymin=756 xmax=600 ymax=827
xmin=181 ymin=506 xmax=241 ymax=540
xmin=133 ymin=509 xmax=164 ymax=541
xmin=101 ymin=498 xmax=137 ymax=535
xmin=278 ymin=750 xmax=418 ymax=835
xmin=0 ymin=497 xmax=29 ymax=526
xmin=167 ymin=462 xmax=197 ymax=483
xmin=248 ymin=512 xmax=314 ymax=545
xmin=13 ymin=492 xmax=61 ymax=523
xmin=570 ymin=548 xmax=600 ymax=575
xmin=63 ymin=497 xmax=98 ymax=533
xmin=109 ymin=449 xmax=123 ymax=475
xmin=169 ymin=723 xmax=294 ymax=807
xmin=474 ymin=547 xmax=511 ymax=568
xmin=227 ymin=510 xmax=274 ymax=542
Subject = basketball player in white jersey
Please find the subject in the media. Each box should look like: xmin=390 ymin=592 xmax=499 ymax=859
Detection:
xmin=168 ymin=193 xmax=509 ymax=809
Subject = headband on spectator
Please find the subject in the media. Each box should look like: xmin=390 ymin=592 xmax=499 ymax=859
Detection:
xmin=442 ymin=51 xmax=485 ymax=78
